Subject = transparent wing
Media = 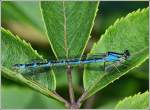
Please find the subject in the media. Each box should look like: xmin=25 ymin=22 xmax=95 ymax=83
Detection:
xmin=61 ymin=53 xmax=107 ymax=62
xmin=21 ymin=67 xmax=52 ymax=90
xmin=30 ymin=53 xmax=107 ymax=63
xmin=31 ymin=59 xmax=48 ymax=63
xmin=82 ymin=53 xmax=106 ymax=59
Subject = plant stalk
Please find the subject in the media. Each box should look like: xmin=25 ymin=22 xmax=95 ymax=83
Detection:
xmin=67 ymin=65 xmax=75 ymax=104
xmin=67 ymin=65 xmax=79 ymax=109
xmin=53 ymin=91 xmax=70 ymax=108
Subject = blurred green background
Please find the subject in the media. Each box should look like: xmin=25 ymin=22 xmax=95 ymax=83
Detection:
xmin=1 ymin=1 xmax=149 ymax=109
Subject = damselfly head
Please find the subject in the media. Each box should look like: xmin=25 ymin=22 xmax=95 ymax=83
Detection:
xmin=124 ymin=50 xmax=130 ymax=59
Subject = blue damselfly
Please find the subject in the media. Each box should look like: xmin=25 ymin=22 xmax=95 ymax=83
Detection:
xmin=13 ymin=50 xmax=130 ymax=74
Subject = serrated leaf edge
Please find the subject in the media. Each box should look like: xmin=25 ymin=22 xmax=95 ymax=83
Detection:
xmin=40 ymin=2 xmax=59 ymax=60
xmin=80 ymin=1 xmax=99 ymax=58
xmin=114 ymin=91 xmax=149 ymax=109
xmin=40 ymin=1 xmax=100 ymax=59
xmin=84 ymin=48 xmax=148 ymax=100
xmin=84 ymin=7 xmax=149 ymax=92
xmin=1 ymin=27 xmax=43 ymax=59
xmin=2 ymin=66 xmax=66 ymax=104
xmin=90 ymin=7 xmax=149 ymax=54
xmin=2 ymin=27 xmax=57 ymax=90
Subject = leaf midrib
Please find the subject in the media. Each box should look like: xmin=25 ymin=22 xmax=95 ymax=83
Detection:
xmin=62 ymin=1 xmax=68 ymax=58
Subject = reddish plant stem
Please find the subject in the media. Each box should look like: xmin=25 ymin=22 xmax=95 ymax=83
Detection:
xmin=67 ymin=65 xmax=75 ymax=104
xmin=53 ymin=91 xmax=70 ymax=108
xmin=67 ymin=65 xmax=79 ymax=109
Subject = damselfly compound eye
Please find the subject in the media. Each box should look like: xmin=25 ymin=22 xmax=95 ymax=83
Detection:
xmin=124 ymin=50 xmax=130 ymax=59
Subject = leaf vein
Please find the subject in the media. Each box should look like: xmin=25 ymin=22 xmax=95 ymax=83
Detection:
xmin=63 ymin=1 xmax=68 ymax=58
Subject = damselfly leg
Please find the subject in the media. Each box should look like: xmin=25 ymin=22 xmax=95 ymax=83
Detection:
xmin=112 ymin=63 xmax=121 ymax=73
xmin=103 ymin=62 xmax=106 ymax=72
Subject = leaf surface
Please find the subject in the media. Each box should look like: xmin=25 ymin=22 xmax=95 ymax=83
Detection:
xmin=114 ymin=91 xmax=149 ymax=109
xmin=41 ymin=1 xmax=99 ymax=89
xmin=1 ymin=28 xmax=67 ymax=104
xmin=83 ymin=8 xmax=149 ymax=101
xmin=41 ymin=1 xmax=99 ymax=59
xmin=2 ymin=86 xmax=65 ymax=109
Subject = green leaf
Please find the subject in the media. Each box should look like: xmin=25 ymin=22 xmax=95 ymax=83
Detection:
xmin=41 ymin=1 xmax=99 ymax=59
xmin=114 ymin=91 xmax=149 ymax=109
xmin=83 ymin=8 xmax=149 ymax=100
xmin=1 ymin=28 xmax=67 ymax=104
xmin=1 ymin=28 xmax=42 ymax=68
xmin=2 ymin=86 xmax=35 ymax=108
xmin=2 ymin=86 xmax=65 ymax=109
xmin=40 ymin=1 xmax=99 ymax=90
